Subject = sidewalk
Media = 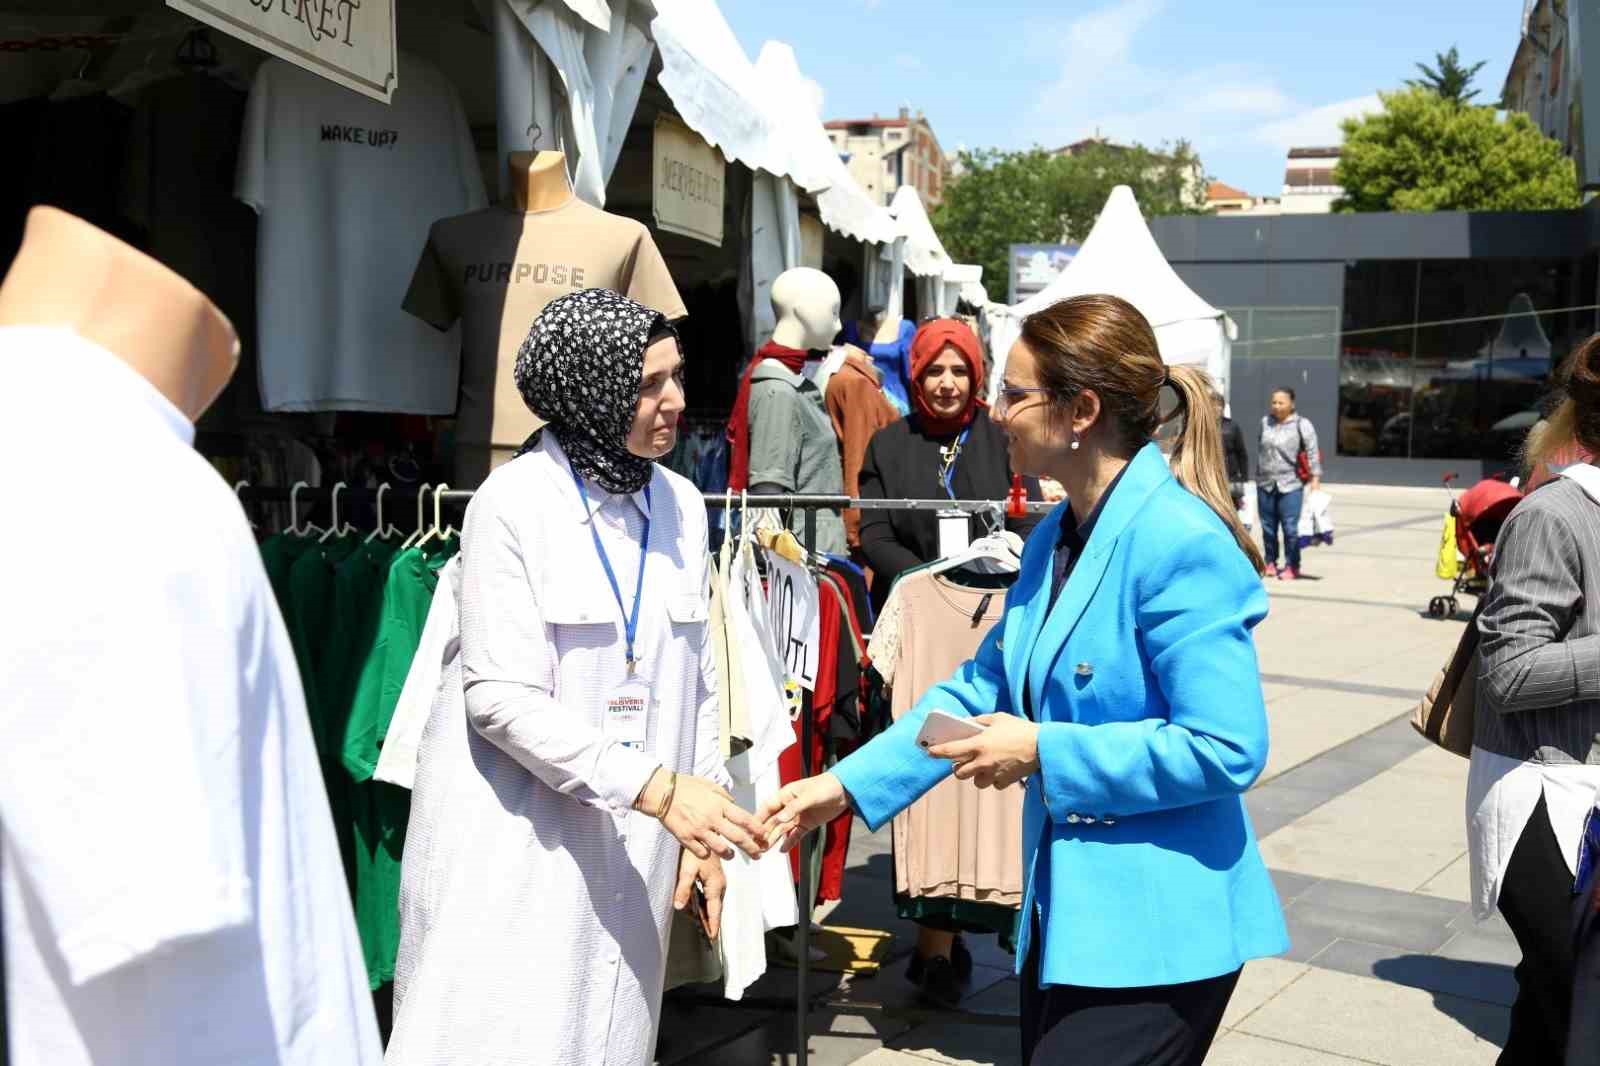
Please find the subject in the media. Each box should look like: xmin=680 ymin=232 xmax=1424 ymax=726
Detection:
xmin=656 ymin=483 xmax=1510 ymax=1065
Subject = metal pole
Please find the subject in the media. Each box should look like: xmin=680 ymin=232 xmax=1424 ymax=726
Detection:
xmin=797 ymin=505 xmax=817 ymax=1066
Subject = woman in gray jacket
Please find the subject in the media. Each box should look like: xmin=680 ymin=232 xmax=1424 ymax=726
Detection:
xmin=1469 ymin=337 xmax=1600 ymax=1066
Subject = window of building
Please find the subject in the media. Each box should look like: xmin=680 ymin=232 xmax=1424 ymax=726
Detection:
xmin=1335 ymin=255 xmax=1596 ymax=461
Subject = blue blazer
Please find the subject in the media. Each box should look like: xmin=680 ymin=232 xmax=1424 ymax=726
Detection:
xmin=833 ymin=443 xmax=1289 ymax=989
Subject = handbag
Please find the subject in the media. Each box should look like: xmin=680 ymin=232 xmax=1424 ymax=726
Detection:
xmin=1294 ymin=420 xmax=1317 ymax=484
xmin=1411 ymin=609 xmax=1480 ymax=757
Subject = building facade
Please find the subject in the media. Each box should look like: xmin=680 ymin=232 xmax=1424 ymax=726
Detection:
xmin=1281 ymin=147 xmax=1343 ymax=213
xmin=1208 ymin=180 xmax=1282 ymax=216
xmin=824 ymin=108 xmax=946 ymax=208
xmin=1151 ymin=204 xmax=1600 ymax=484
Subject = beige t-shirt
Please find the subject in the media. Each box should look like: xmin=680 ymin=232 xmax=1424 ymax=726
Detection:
xmin=403 ymin=197 xmax=686 ymax=481
xmin=890 ymin=569 xmax=1024 ymax=906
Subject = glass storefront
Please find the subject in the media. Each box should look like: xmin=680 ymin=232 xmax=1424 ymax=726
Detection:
xmin=1336 ymin=255 xmax=1597 ymax=462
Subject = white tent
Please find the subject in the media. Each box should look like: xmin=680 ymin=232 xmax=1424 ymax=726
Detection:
xmin=985 ymin=185 xmax=1236 ymax=404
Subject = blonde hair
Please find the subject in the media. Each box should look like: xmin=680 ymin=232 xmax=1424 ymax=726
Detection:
xmin=1019 ymin=295 xmax=1266 ymax=573
xmin=1524 ymin=334 xmax=1600 ymax=473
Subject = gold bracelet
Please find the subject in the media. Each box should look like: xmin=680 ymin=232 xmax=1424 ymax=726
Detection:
xmin=657 ymin=770 xmax=678 ymax=820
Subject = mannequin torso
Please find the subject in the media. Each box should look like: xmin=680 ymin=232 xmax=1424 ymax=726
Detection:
xmin=0 ymin=207 xmax=238 ymax=420
xmin=508 ymin=151 xmax=576 ymax=213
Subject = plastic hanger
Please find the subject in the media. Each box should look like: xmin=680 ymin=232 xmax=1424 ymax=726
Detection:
xmin=289 ymin=481 xmax=325 ymax=538
xmin=413 ymin=484 xmax=455 ymax=551
xmin=927 ymin=527 xmax=1024 ymax=578
xmin=318 ymin=481 xmax=355 ymax=542
xmin=399 ymin=483 xmax=431 ymax=549
xmin=365 ymin=483 xmax=402 ymax=544
xmin=233 ymin=479 xmax=258 ymax=531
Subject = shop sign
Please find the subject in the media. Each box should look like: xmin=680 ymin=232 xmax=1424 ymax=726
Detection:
xmin=167 ymin=0 xmax=398 ymax=104
xmin=653 ymin=115 xmax=725 ymax=247
xmin=1008 ymin=242 xmax=1079 ymax=305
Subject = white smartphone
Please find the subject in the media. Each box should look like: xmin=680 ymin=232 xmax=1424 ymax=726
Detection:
xmin=915 ymin=709 xmax=987 ymax=752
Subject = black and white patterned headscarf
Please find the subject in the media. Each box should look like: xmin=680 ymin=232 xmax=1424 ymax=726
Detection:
xmin=513 ymin=288 xmax=679 ymax=495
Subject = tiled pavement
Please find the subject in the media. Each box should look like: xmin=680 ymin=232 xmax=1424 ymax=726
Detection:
xmin=656 ymin=485 xmax=1515 ymax=1065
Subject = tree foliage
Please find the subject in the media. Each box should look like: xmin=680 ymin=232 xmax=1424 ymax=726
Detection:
xmin=1407 ymin=46 xmax=1487 ymax=105
xmin=931 ymin=141 xmax=1207 ymax=302
xmin=1333 ymin=87 xmax=1579 ymax=213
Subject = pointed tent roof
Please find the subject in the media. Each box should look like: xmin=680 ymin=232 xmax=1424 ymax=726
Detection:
xmin=890 ymin=185 xmax=951 ymax=278
xmin=1014 ymin=185 xmax=1235 ymax=338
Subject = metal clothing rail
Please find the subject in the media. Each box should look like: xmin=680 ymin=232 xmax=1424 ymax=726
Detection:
xmin=240 ymin=484 xmax=1042 ymax=1066
xmin=238 ymin=484 xmax=1057 ymax=515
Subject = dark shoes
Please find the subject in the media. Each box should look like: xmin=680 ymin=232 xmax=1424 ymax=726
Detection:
xmin=906 ymin=934 xmax=973 ymax=1008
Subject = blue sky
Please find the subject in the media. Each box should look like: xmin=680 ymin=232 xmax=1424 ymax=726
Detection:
xmin=719 ymin=0 xmax=1520 ymax=197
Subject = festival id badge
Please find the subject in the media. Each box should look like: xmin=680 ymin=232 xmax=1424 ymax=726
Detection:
xmin=604 ymin=678 xmax=652 ymax=752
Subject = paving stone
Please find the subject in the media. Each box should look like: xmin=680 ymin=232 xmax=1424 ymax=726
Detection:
xmin=1436 ymin=929 xmax=1523 ymax=970
xmin=1208 ymin=1031 xmax=1370 ymax=1065
xmin=1221 ymin=957 xmax=1311 ymax=1030
xmin=1311 ymin=938 xmax=1517 ymax=1007
xmin=1234 ymin=966 xmax=1506 ymax=1065
xmin=677 ymin=1007 xmax=913 ymax=1066
xmin=888 ymin=1022 xmax=1021 ymax=1066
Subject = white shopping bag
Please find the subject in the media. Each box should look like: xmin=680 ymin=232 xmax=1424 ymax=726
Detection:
xmin=1296 ymin=489 xmax=1335 ymax=547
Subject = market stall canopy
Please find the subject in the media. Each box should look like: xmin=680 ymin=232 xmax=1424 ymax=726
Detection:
xmin=945 ymin=263 xmax=987 ymax=311
xmin=986 ymin=185 xmax=1236 ymax=403
xmin=649 ymin=0 xmax=794 ymax=182
xmin=890 ymin=185 xmax=951 ymax=278
xmin=752 ymin=42 xmax=897 ymax=245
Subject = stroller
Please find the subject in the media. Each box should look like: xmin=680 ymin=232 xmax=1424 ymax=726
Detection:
xmin=1428 ymin=472 xmax=1522 ymax=619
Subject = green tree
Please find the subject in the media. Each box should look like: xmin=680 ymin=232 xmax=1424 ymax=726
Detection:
xmin=931 ymin=141 xmax=1207 ymax=303
xmin=1407 ymin=45 xmax=1487 ymax=105
xmin=1333 ymin=87 xmax=1579 ymax=212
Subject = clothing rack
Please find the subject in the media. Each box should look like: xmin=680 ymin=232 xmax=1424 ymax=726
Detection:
xmin=237 ymin=484 xmax=1054 ymax=515
xmin=239 ymin=485 xmax=1046 ymax=1066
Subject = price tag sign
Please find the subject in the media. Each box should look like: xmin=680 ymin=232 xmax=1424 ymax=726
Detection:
xmin=765 ymin=553 xmax=820 ymax=692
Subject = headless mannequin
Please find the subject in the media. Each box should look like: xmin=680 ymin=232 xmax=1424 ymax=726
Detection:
xmin=0 ymin=207 xmax=239 ymax=419
xmin=507 ymin=150 xmax=575 ymax=213
xmin=750 ymin=268 xmax=842 ymax=496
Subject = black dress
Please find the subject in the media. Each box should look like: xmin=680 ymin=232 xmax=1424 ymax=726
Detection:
xmin=857 ymin=408 xmax=1043 ymax=609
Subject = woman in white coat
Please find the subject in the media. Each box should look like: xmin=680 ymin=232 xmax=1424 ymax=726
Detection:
xmin=387 ymin=289 xmax=766 ymax=1066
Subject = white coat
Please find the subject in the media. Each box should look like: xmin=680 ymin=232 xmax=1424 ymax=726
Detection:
xmin=386 ymin=434 xmax=724 ymax=1066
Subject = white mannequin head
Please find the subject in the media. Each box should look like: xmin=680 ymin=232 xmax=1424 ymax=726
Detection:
xmin=770 ymin=267 xmax=841 ymax=351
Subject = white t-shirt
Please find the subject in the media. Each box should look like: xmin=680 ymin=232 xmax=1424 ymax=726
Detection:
xmin=0 ymin=327 xmax=381 ymax=1066
xmin=237 ymin=54 xmax=487 ymax=413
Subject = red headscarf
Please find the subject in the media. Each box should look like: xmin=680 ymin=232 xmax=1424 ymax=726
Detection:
xmin=909 ymin=319 xmax=986 ymax=437
xmin=726 ymin=340 xmax=811 ymax=491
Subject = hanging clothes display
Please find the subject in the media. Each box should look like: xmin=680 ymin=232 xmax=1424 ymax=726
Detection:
xmin=258 ymin=505 xmax=463 ymax=994
xmin=237 ymin=53 xmax=487 ymax=414
xmin=869 ymin=565 xmax=1025 ymax=947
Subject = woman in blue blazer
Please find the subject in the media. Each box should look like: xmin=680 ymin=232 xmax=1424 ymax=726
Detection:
xmin=760 ymin=294 xmax=1289 ymax=1066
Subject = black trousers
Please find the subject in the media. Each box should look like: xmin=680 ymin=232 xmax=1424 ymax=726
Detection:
xmin=1498 ymin=794 xmax=1577 ymax=1066
xmin=1020 ymin=914 xmax=1240 ymax=1066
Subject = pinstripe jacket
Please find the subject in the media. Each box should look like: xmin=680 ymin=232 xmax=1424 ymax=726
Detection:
xmin=1475 ymin=472 xmax=1600 ymax=764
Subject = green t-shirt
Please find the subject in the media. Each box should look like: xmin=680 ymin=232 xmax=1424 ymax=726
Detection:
xmin=284 ymin=535 xmax=361 ymax=888
xmin=342 ymin=537 xmax=457 ymax=989
xmin=341 ymin=539 xmax=457 ymax=781
xmin=259 ymin=532 xmax=314 ymax=619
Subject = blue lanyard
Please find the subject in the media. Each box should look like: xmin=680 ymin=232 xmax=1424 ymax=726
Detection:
xmin=939 ymin=427 xmax=972 ymax=500
xmin=570 ymin=464 xmax=651 ymax=672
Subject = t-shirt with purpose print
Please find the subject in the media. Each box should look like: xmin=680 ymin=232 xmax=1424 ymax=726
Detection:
xmin=402 ymin=195 xmax=686 ymax=485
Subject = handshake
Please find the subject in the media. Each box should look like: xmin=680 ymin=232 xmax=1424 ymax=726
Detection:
xmin=638 ymin=709 xmax=1041 ymax=863
xmin=631 ymin=766 xmax=844 ymax=864
xmin=642 ymin=710 xmax=1039 ymax=940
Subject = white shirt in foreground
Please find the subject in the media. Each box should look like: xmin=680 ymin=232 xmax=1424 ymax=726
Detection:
xmin=0 ymin=326 xmax=381 ymax=1066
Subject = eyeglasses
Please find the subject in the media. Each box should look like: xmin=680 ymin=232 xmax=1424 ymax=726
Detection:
xmin=993 ymin=385 xmax=1049 ymax=419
